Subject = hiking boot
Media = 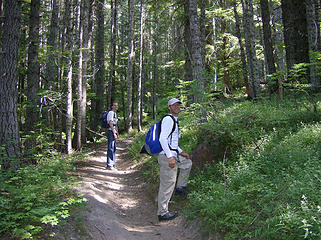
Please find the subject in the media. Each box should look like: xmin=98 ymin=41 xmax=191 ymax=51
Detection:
xmin=158 ymin=211 xmax=178 ymax=221
xmin=106 ymin=166 xmax=117 ymax=171
xmin=175 ymin=186 xmax=189 ymax=196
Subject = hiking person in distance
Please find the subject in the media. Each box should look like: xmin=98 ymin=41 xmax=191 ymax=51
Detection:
xmin=106 ymin=101 xmax=119 ymax=170
xmin=157 ymin=98 xmax=193 ymax=221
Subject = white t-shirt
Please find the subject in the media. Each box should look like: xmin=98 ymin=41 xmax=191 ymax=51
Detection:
xmin=107 ymin=110 xmax=118 ymax=132
xmin=159 ymin=115 xmax=182 ymax=158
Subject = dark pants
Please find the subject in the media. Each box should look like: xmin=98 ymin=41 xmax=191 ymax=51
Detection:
xmin=107 ymin=130 xmax=116 ymax=167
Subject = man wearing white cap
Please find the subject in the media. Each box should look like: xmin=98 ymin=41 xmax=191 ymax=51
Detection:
xmin=157 ymin=98 xmax=193 ymax=221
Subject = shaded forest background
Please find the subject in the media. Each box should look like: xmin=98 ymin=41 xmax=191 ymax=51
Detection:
xmin=1 ymin=0 xmax=320 ymax=167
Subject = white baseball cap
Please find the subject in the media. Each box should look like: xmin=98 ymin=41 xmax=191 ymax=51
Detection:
xmin=168 ymin=98 xmax=182 ymax=106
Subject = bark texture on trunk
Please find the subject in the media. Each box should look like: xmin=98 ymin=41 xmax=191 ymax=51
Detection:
xmin=137 ymin=0 xmax=145 ymax=132
xmin=126 ymin=0 xmax=135 ymax=132
xmin=242 ymin=0 xmax=261 ymax=98
xmin=281 ymin=0 xmax=309 ymax=71
xmin=306 ymin=0 xmax=321 ymax=91
xmin=0 ymin=0 xmax=22 ymax=169
xmin=188 ymin=0 xmax=205 ymax=103
xmin=260 ymin=0 xmax=276 ymax=75
xmin=95 ymin=0 xmax=105 ymax=121
xmin=25 ymin=0 xmax=40 ymax=154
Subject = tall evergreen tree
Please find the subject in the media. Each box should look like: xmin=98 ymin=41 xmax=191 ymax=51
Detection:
xmin=25 ymin=0 xmax=40 ymax=156
xmin=95 ymin=0 xmax=105 ymax=123
xmin=126 ymin=0 xmax=135 ymax=132
xmin=199 ymin=0 xmax=206 ymax=68
xmin=45 ymin=0 xmax=59 ymax=90
xmin=306 ymin=0 xmax=321 ymax=91
xmin=187 ymin=0 xmax=205 ymax=103
xmin=242 ymin=0 xmax=261 ymax=98
xmin=281 ymin=0 xmax=309 ymax=72
xmin=62 ymin=0 xmax=74 ymax=154
xmin=210 ymin=0 xmax=218 ymax=90
xmin=260 ymin=0 xmax=276 ymax=75
xmin=0 ymin=0 xmax=3 ymax=49
xmin=0 ymin=0 xmax=22 ymax=169
xmin=137 ymin=0 xmax=145 ymax=132
xmin=183 ymin=0 xmax=193 ymax=99
xmin=152 ymin=9 xmax=158 ymax=121
xmin=71 ymin=0 xmax=81 ymax=149
xmin=220 ymin=0 xmax=233 ymax=93
xmin=76 ymin=0 xmax=91 ymax=149
xmin=233 ymin=0 xmax=250 ymax=96
xmin=108 ymin=0 xmax=117 ymax=107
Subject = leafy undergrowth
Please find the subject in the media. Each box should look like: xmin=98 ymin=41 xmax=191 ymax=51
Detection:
xmin=187 ymin=94 xmax=321 ymax=239
xmin=0 ymin=153 xmax=86 ymax=239
xmin=131 ymin=93 xmax=321 ymax=239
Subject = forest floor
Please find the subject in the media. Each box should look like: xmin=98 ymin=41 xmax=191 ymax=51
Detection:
xmin=53 ymin=138 xmax=209 ymax=240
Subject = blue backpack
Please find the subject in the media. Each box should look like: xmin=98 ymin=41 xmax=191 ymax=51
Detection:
xmin=99 ymin=110 xmax=110 ymax=128
xmin=140 ymin=114 xmax=177 ymax=156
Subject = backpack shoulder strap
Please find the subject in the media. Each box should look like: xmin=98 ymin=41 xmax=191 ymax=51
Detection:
xmin=159 ymin=114 xmax=176 ymax=137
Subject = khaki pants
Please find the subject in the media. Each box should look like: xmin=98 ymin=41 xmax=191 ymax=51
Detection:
xmin=157 ymin=154 xmax=192 ymax=216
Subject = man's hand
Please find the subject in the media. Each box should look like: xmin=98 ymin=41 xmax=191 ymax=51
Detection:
xmin=168 ymin=157 xmax=175 ymax=168
xmin=113 ymin=133 xmax=118 ymax=140
xmin=180 ymin=152 xmax=190 ymax=159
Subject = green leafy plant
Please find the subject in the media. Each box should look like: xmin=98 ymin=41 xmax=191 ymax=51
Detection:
xmin=0 ymin=153 xmax=86 ymax=239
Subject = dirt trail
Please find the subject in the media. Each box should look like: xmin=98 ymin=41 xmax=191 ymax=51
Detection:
xmin=55 ymin=138 xmax=205 ymax=240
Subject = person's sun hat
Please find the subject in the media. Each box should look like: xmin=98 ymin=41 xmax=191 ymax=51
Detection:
xmin=168 ymin=98 xmax=182 ymax=106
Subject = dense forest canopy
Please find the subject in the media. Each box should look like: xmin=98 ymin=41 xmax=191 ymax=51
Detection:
xmin=0 ymin=0 xmax=320 ymax=169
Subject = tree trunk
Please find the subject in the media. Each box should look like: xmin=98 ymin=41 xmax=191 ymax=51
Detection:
xmin=0 ymin=0 xmax=3 ymax=49
xmin=306 ymin=0 xmax=321 ymax=91
xmin=188 ymin=0 xmax=205 ymax=103
xmin=183 ymin=0 xmax=193 ymax=101
xmin=75 ymin=1 xmax=83 ymax=150
xmin=108 ymin=0 xmax=117 ymax=107
xmin=72 ymin=0 xmax=80 ymax=149
xmin=233 ymin=1 xmax=250 ymax=96
xmin=242 ymin=0 xmax=261 ymax=98
xmin=199 ymin=0 xmax=206 ymax=68
xmin=25 ymin=0 xmax=40 ymax=156
xmin=271 ymin=5 xmax=286 ymax=72
xmin=220 ymin=0 xmax=232 ymax=93
xmin=95 ymin=0 xmax=105 ymax=126
xmin=260 ymin=0 xmax=276 ymax=75
xmin=119 ymin=11 xmax=126 ymax=129
xmin=137 ymin=0 xmax=145 ymax=132
xmin=45 ymin=0 xmax=59 ymax=90
xmin=62 ymin=0 xmax=74 ymax=154
xmin=82 ymin=0 xmax=93 ymax=143
xmin=0 ymin=0 xmax=22 ymax=169
xmin=152 ymin=10 xmax=158 ymax=121
xmin=45 ymin=0 xmax=60 ymax=147
xmin=281 ymin=0 xmax=309 ymax=72
xmin=210 ymin=0 xmax=218 ymax=90
xmin=76 ymin=0 xmax=91 ymax=149
xmin=126 ymin=0 xmax=135 ymax=133
xmin=87 ymin=0 xmax=94 ymax=135
xmin=316 ymin=0 xmax=321 ymax=52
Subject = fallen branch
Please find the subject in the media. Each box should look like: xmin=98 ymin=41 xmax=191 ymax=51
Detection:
xmin=86 ymin=127 xmax=105 ymax=138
